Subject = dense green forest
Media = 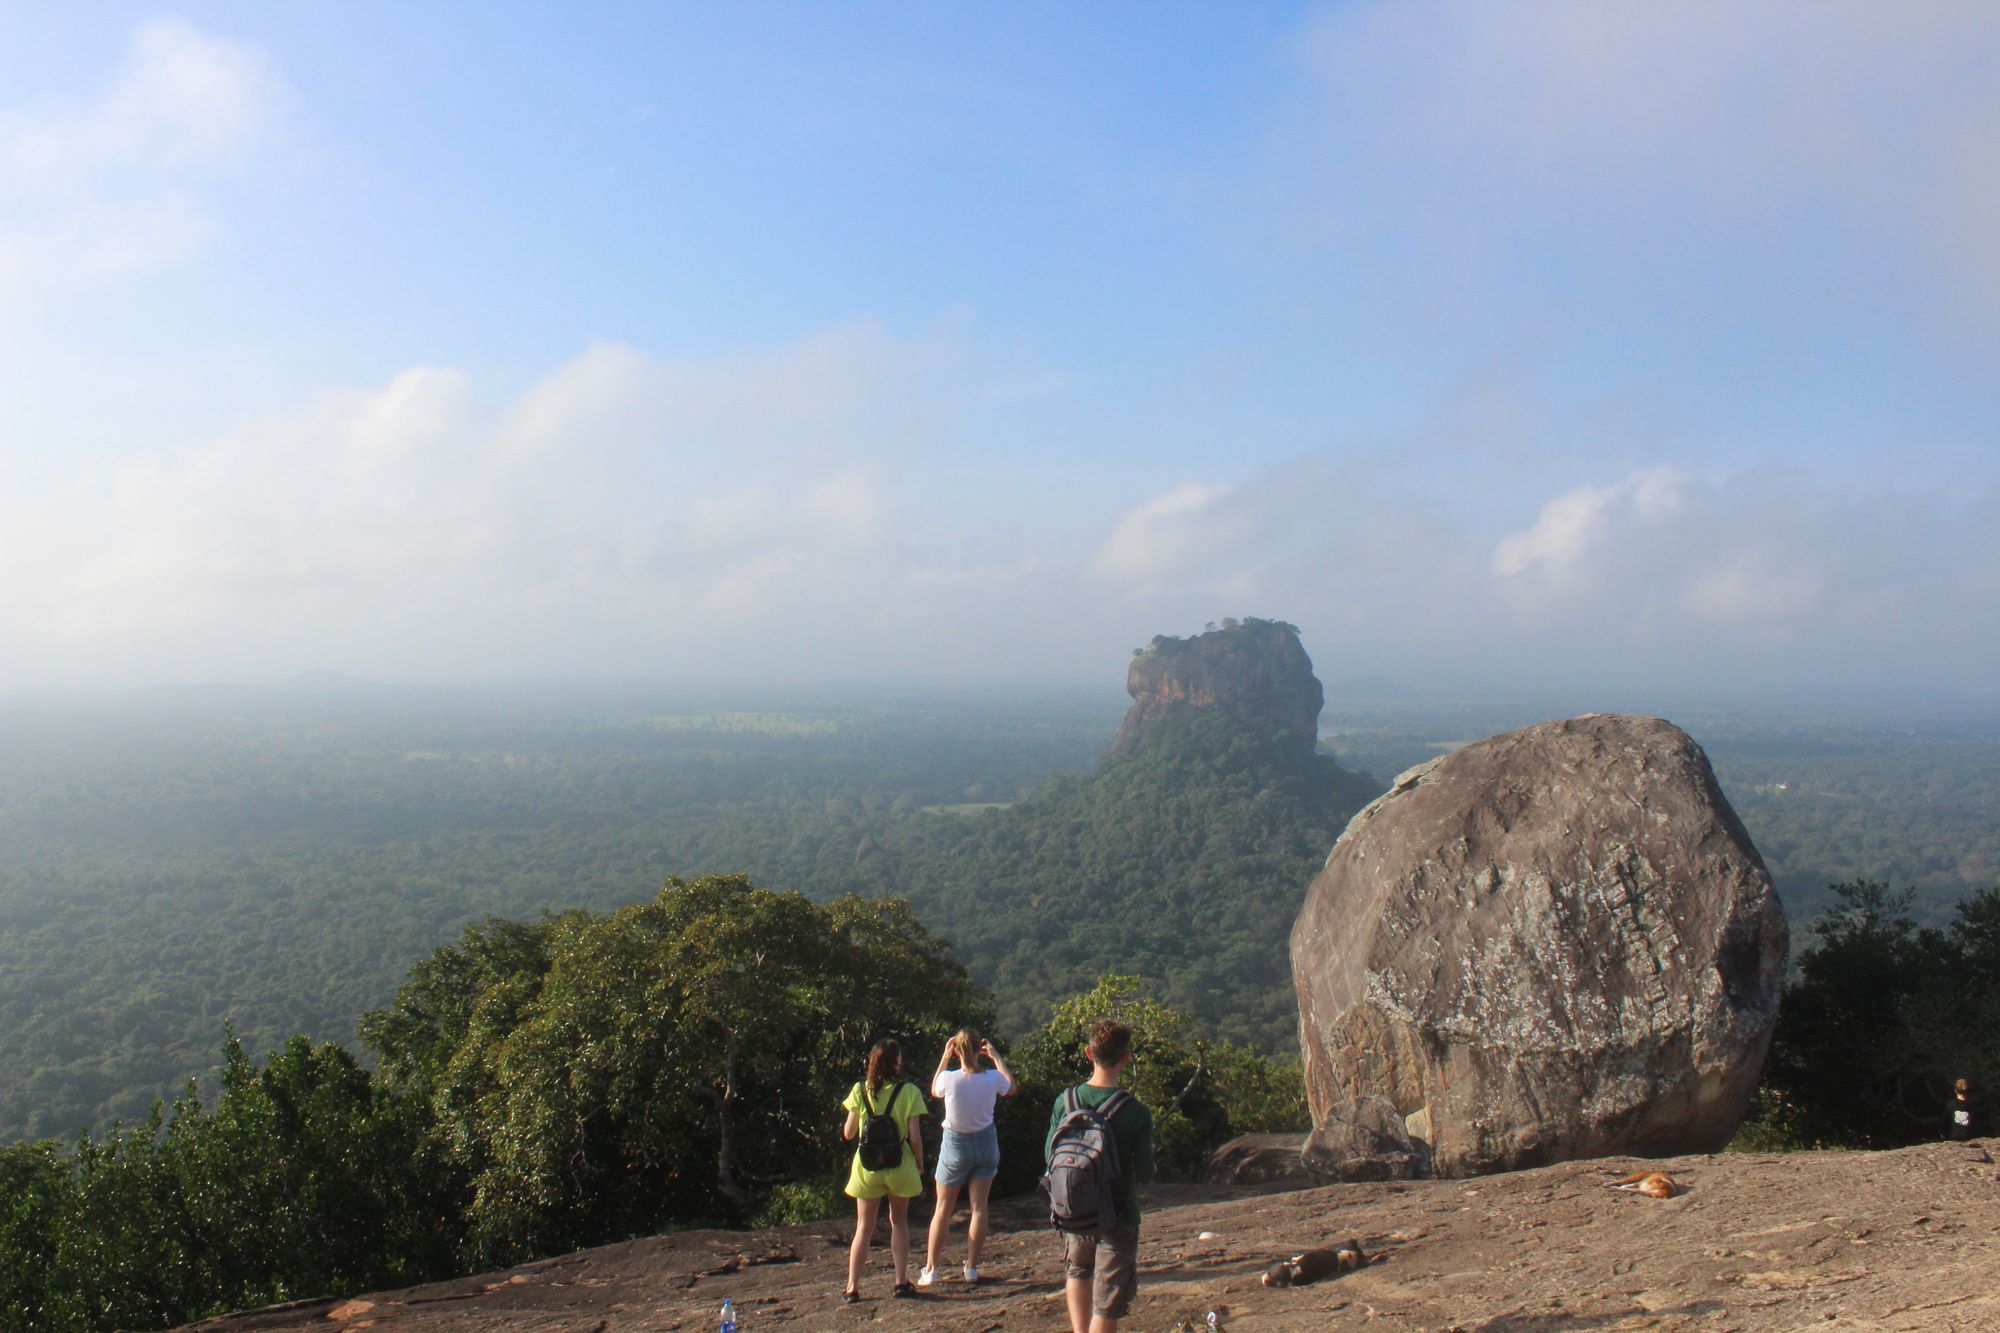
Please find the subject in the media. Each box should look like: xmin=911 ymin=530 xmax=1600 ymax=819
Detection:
xmin=869 ymin=709 xmax=1380 ymax=1046
xmin=5 ymin=678 xmax=2000 ymax=1145
xmin=0 ymin=685 xmax=1116 ymax=1142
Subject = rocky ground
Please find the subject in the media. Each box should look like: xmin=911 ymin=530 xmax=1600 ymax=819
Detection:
xmin=184 ymin=1140 xmax=2000 ymax=1333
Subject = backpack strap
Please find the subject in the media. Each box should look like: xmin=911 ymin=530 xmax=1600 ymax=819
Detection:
xmin=1097 ymin=1089 xmax=1132 ymax=1124
xmin=1063 ymin=1086 xmax=1083 ymax=1116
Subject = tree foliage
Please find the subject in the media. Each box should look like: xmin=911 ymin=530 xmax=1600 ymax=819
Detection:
xmin=0 ymin=1035 xmax=453 ymax=1333
xmin=362 ymin=874 xmax=984 ymax=1265
xmin=997 ymin=975 xmax=1308 ymax=1194
xmin=875 ymin=711 xmax=1379 ymax=1049
xmin=1756 ymin=881 xmax=2000 ymax=1147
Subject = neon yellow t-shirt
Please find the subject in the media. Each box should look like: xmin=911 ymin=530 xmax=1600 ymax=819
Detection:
xmin=841 ymin=1080 xmax=926 ymax=1199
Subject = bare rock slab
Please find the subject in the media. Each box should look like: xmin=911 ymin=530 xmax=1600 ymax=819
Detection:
xmin=1290 ymin=713 xmax=1788 ymax=1177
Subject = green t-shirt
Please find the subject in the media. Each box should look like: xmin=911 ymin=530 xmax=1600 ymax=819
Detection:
xmin=1044 ymin=1082 xmax=1155 ymax=1226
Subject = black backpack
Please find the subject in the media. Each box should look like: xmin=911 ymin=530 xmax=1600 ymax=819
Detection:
xmin=1042 ymin=1086 xmax=1131 ymax=1234
xmin=856 ymin=1082 xmax=908 ymax=1172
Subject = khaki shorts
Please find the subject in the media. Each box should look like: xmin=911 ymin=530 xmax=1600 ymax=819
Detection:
xmin=1062 ymin=1222 xmax=1139 ymax=1319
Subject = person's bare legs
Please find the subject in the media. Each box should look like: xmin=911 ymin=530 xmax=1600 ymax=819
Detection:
xmin=846 ymin=1195 xmax=881 ymax=1294
xmin=965 ymin=1176 xmax=994 ymax=1267
xmin=924 ymin=1180 xmax=961 ymax=1272
xmin=1089 ymin=1316 xmax=1121 ymax=1333
xmin=887 ymin=1193 xmax=913 ymax=1285
xmin=1065 ymin=1277 xmax=1092 ymax=1333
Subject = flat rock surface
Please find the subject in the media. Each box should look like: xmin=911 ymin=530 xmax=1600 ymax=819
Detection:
xmin=184 ymin=1140 xmax=2000 ymax=1332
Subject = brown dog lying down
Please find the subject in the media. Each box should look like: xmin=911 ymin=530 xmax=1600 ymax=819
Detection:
xmin=1606 ymin=1170 xmax=1678 ymax=1198
xmin=1261 ymin=1240 xmax=1367 ymax=1286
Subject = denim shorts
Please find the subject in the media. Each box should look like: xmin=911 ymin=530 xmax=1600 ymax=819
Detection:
xmin=934 ymin=1123 xmax=1000 ymax=1186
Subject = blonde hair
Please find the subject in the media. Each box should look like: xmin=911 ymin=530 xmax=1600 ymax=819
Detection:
xmin=954 ymin=1027 xmax=985 ymax=1073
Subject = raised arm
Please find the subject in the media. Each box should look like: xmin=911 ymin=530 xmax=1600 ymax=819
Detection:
xmin=931 ymin=1035 xmax=959 ymax=1098
xmin=983 ymin=1040 xmax=1017 ymax=1096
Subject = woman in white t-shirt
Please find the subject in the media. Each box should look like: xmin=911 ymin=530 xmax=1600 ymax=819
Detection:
xmin=917 ymin=1027 xmax=1016 ymax=1286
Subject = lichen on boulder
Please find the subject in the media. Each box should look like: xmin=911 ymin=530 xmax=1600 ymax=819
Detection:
xmin=1289 ymin=713 xmax=1788 ymax=1177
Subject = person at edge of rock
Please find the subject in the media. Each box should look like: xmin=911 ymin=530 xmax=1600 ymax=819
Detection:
xmin=919 ymin=1027 xmax=1018 ymax=1287
xmin=1949 ymin=1077 xmax=1976 ymax=1141
xmin=840 ymin=1038 xmax=927 ymax=1303
xmin=1046 ymin=1017 xmax=1155 ymax=1333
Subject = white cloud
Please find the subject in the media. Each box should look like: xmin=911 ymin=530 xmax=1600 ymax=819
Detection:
xmin=3 ymin=18 xmax=288 ymax=184
xmin=1683 ymin=558 xmax=1823 ymax=626
xmin=1490 ymin=483 xmax=1616 ymax=582
xmin=1090 ymin=482 xmax=1233 ymax=584
xmin=0 ymin=18 xmax=293 ymax=302
xmin=0 ymin=326 xmax=1000 ymax=687
xmin=3 ymin=335 xmax=1997 ymax=695
xmin=1491 ymin=468 xmax=1685 ymax=598
xmin=1070 ymin=449 xmax=2000 ymax=695
xmin=1470 ymin=464 xmax=2000 ymax=688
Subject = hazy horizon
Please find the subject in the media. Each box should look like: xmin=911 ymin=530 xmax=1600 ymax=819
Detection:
xmin=7 ymin=657 xmax=2000 ymax=728
xmin=5 ymin=4 xmax=1997 ymax=698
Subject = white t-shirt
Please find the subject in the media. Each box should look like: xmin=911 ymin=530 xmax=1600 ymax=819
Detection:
xmin=933 ymin=1066 xmax=1013 ymax=1134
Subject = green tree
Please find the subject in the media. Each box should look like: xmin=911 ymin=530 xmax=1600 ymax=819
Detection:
xmin=1761 ymin=881 xmax=2000 ymax=1148
xmin=0 ymin=1141 xmax=69 ymax=1330
xmin=362 ymin=874 xmax=984 ymax=1265
xmin=154 ymin=1034 xmax=458 ymax=1309
xmin=0 ymin=1034 xmax=458 ymax=1333
xmin=1000 ymin=975 xmax=1307 ymax=1194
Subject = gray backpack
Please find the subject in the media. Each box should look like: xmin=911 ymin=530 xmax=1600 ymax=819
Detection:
xmin=1042 ymin=1087 xmax=1131 ymax=1234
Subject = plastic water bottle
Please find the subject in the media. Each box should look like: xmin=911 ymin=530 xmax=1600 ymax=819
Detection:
xmin=719 ymin=1297 xmax=737 ymax=1333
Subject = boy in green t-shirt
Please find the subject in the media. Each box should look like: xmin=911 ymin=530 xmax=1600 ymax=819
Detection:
xmin=1045 ymin=1018 xmax=1155 ymax=1333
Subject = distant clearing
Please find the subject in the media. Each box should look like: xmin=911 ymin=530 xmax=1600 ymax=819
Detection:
xmin=638 ymin=712 xmax=840 ymax=736
xmin=922 ymin=801 xmax=1015 ymax=815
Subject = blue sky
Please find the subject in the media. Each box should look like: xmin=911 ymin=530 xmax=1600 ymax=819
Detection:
xmin=3 ymin=2 xmax=1997 ymax=697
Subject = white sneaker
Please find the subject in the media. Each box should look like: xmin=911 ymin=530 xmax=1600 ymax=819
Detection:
xmin=962 ymin=1263 xmax=981 ymax=1285
xmin=916 ymin=1266 xmax=938 ymax=1287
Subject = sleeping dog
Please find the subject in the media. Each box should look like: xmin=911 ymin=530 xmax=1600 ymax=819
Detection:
xmin=1261 ymin=1239 xmax=1367 ymax=1286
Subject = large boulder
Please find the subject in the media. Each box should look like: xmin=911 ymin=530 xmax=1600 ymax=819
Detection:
xmin=1290 ymin=713 xmax=1787 ymax=1177
xmin=1204 ymin=1133 xmax=1318 ymax=1188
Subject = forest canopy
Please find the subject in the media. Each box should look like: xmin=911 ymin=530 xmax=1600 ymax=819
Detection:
xmin=4 ymin=687 xmax=1999 ymax=1145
